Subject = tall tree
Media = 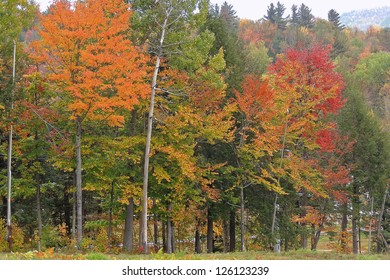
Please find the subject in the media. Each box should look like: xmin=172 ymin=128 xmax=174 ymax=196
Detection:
xmin=328 ymin=9 xmax=345 ymax=31
xmin=264 ymin=3 xmax=277 ymax=24
xmin=264 ymin=2 xmax=288 ymax=30
xmin=129 ymin=0 xmax=211 ymax=253
xmin=266 ymin=45 xmax=345 ymax=248
xmin=31 ymin=0 xmax=149 ymax=247
xmin=0 ymin=0 xmax=36 ymax=250
xmin=291 ymin=4 xmax=299 ymax=26
xmin=297 ymin=4 xmax=314 ymax=29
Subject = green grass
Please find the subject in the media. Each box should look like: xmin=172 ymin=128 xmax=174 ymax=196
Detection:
xmin=1 ymin=249 xmax=389 ymax=260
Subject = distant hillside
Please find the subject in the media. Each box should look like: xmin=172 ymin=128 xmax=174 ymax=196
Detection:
xmin=340 ymin=6 xmax=390 ymax=30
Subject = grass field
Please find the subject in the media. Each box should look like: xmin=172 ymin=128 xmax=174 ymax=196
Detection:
xmin=1 ymin=249 xmax=389 ymax=260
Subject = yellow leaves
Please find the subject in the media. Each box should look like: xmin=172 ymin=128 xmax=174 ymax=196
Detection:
xmin=292 ymin=206 xmax=325 ymax=226
xmin=153 ymin=165 xmax=172 ymax=184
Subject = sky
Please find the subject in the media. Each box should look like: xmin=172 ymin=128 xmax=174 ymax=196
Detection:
xmin=35 ymin=0 xmax=389 ymax=20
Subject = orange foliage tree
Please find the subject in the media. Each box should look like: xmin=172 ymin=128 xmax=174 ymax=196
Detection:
xmin=30 ymin=0 xmax=149 ymax=246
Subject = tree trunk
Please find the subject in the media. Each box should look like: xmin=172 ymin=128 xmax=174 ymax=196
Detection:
xmin=240 ymin=185 xmax=245 ymax=252
xmin=75 ymin=117 xmax=83 ymax=247
xmin=6 ymin=41 xmax=16 ymax=252
xmin=300 ymin=193 xmax=308 ymax=249
xmin=123 ymin=197 xmax=134 ymax=252
xmin=167 ymin=219 xmax=173 ymax=254
xmin=223 ymin=219 xmax=229 ymax=253
xmin=171 ymin=222 xmax=175 ymax=253
xmin=377 ymin=187 xmax=389 ymax=253
xmin=311 ymin=226 xmax=322 ymax=251
xmin=368 ymin=195 xmax=374 ymax=253
xmin=229 ymin=210 xmax=236 ymax=252
xmin=162 ymin=219 xmax=166 ymax=253
xmin=141 ymin=13 xmax=169 ymax=255
xmin=207 ymin=208 xmax=213 ymax=253
xmin=139 ymin=205 xmax=143 ymax=248
xmin=352 ymin=185 xmax=360 ymax=254
xmin=340 ymin=202 xmax=348 ymax=252
xmin=271 ymin=194 xmax=278 ymax=237
xmin=107 ymin=181 xmax=115 ymax=244
xmin=36 ymin=182 xmax=42 ymax=252
xmin=195 ymin=226 xmax=202 ymax=254
xmin=153 ymin=199 xmax=158 ymax=249
xmin=72 ymin=188 xmax=76 ymax=241
xmin=167 ymin=203 xmax=173 ymax=254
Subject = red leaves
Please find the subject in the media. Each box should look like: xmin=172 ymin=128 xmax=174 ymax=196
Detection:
xmin=234 ymin=45 xmax=350 ymax=199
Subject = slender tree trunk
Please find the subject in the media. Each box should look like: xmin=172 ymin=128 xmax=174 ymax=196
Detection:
xmin=34 ymin=128 xmax=43 ymax=252
xmin=167 ymin=219 xmax=172 ymax=254
xmin=153 ymin=199 xmax=158 ymax=249
xmin=271 ymin=194 xmax=278 ymax=236
xmin=359 ymin=225 xmax=362 ymax=254
xmin=64 ymin=183 xmax=72 ymax=236
xmin=141 ymin=14 xmax=169 ymax=254
xmin=6 ymin=40 xmax=16 ymax=252
xmin=311 ymin=226 xmax=323 ymax=251
xmin=162 ymin=219 xmax=166 ymax=253
xmin=107 ymin=181 xmax=115 ymax=244
xmin=229 ymin=210 xmax=236 ymax=252
xmin=75 ymin=117 xmax=83 ymax=247
xmin=207 ymin=208 xmax=213 ymax=253
xmin=340 ymin=202 xmax=348 ymax=252
xmin=195 ymin=225 xmax=202 ymax=254
xmin=123 ymin=110 xmax=137 ymax=252
xmin=368 ymin=195 xmax=374 ymax=253
xmin=377 ymin=187 xmax=389 ymax=253
xmin=171 ymin=222 xmax=175 ymax=253
xmin=72 ymin=188 xmax=76 ymax=241
xmin=139 ymin=205 xmax=143 ymax=248
xmin=36 ymin=182 xmax=42 ymax=252
xmin=240 ymin=185 xmax=245 ymax=252
xmin=123 ymin=197 xmax=134 ymax=251
xmin=223 ymin=219 xmax=229 ymax=253
xmin=352 ymin=185 xmax=360 ymax=254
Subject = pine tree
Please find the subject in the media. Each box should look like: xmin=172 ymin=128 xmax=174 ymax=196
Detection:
xmin=264 ymin=2 xmax=288 ymax=30
xmin=264 ymin=3 xmax=277 ymax=24
xmin=298 ymin=4 xmax=314 ymax=29
xmin=328 ymin=9 xmax=345 ymax=31
xmin=291 ymin=4 xmax=299 ymax=26
xmin=275 ymin=2 xmax=288 ymax=30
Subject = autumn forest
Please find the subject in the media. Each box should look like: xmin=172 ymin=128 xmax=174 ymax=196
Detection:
xmin=0 ymin=0 xmax=390 ymax=257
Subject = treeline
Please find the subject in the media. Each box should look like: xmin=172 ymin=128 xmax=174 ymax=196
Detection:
xmin=0 ymin=0 xmax=389 ymax=255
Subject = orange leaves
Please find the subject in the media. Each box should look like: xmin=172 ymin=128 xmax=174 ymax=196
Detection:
xmin=233 ymin=45 xmax=348 ymax=199
xmin=292 ymin=206 xmax=325 ymax=226
xmin=31 ymin=0 xmax=149 ymax=124
xmin=235 ymin=75 xmax=275 ymax=123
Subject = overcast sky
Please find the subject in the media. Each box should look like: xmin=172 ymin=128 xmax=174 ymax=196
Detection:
xmin=36 ymin=0 xmax=389 ymax=20
xmin=212 ymin=0 xmax=389 ymax=20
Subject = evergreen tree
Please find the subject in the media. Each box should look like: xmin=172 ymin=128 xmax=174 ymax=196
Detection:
xmin=328 ymin=9 xmax=345 ymax=31
xmin=220 ymin=1 xmax=238 ymax=31
xmin=264 ymin=2 xmax=288 ymax=30
xmin=264 ymin=3 xmax=277 ymax=24
xmin=338 ymin=90 xmax=390 ymax=254
xmin=298 ymin=4 xmax=314 ymax=29
xmin=275 ymin=2 xmax=288 ymax=30
xmin=291 ymin=4 xmax=299 ymax=26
